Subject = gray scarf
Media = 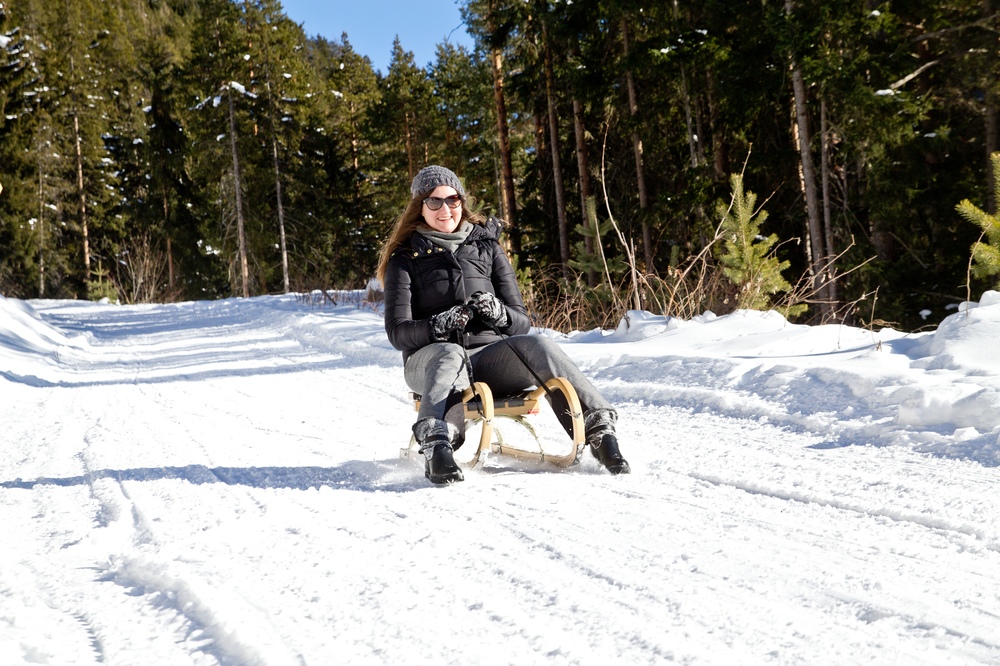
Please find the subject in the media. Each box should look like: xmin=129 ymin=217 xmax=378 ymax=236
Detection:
xmin=416 ymin=221 xmax=473 ymax=253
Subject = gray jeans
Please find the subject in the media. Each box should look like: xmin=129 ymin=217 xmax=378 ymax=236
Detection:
xmin=403 ymin=335 xmax=614 ymax=422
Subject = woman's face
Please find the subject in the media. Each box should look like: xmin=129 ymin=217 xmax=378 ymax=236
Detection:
xmin=420 ymin=185 xmax=463 ymax=233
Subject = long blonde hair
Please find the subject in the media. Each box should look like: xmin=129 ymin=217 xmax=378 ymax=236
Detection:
xmin=376 ymin=191 xmax=486 ymax=284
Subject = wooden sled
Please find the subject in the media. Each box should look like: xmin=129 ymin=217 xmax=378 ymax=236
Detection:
xmin=400 ymin=378 xmax=586 ymax=469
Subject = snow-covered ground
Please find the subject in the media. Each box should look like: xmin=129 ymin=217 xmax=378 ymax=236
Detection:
xmin=1 ymin=291 xmax=999 ymax=665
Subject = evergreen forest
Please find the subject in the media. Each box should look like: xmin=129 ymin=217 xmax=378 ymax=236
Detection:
xmin=2 ymin=0 xmax=999 ymax=331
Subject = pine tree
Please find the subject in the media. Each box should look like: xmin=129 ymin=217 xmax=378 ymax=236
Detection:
xmin=717 ymin=174 xmax=800 ymax=313
xmin=428 ymin=43 xmax=495 ymax=207
xmin=0 ymin=2 xmax=42 ymax=295
xmin=0 ymin=0 xmax=115 ymax=298
xmin=298 ymin=33 xmax=383 ymax=286
xmin=241 ymin=0 xmax=319 ymax=293
xmin=956 ymin=152 xmax=1000 ymax=290
xmin=463 ymin=0 xmax=561 ymax=265
xmin=132 ymin=0 xmax=209 ymax=300
xmin=185 ymin=0 xmax=257 ymax=297
xmin=376 ymin=39 xmax=436 ymax=187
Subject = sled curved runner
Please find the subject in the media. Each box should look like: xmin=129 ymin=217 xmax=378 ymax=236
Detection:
xmin=401 ymin=378 xmax=586 ymax=469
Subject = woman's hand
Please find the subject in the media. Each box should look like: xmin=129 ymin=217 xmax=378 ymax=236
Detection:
xmin=429 ymin=305 xmax=474 ymax=340
xmin=466 ymin=291 xmax=509 ymax=328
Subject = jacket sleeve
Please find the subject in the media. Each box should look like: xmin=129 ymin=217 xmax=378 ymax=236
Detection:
xmin=490 ymin=244 xmax=531 ymax=336
xmin=383 ymin=253 xmax=436 ymax=353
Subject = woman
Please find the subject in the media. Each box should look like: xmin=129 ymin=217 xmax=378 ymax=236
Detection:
xmin=378 ymin=165 xmax=630 ymax=484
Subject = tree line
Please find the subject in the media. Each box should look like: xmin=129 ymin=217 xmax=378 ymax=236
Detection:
xmin=0 ymin=0 xmax=998 ymax=330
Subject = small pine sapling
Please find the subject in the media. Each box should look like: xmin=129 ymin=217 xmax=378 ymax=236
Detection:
xmin=717 ymin=174 xmax=801 ymax=314
xmin=955 ymin=152 xmax=1000 ymax=290
xmin=568 ymin=196 xmax=626 ymax=280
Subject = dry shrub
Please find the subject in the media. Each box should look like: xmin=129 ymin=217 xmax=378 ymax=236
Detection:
xmin=520 ymin=265 xmax=621 ymax=332
xmin=111 ymin=233 xmax=172 ymax=304
xmin=519 ymin=257 xmax=736 ymax=334
xmin=638 ymin=261 xmax=735 ymax=321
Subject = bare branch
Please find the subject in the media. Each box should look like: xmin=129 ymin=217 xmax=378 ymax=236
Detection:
xmin=889 ymin=60 xmax=940 ymax=90
xmin=912 ymin=14 xmax=1000 ymax=43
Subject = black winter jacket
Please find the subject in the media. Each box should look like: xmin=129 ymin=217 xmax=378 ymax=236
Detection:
xmin=383 ymin=217 xmax=531 ymax=362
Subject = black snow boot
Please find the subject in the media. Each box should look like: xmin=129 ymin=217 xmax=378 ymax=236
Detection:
xmin=590 ymin=433 xmax=631 ymax=475
xmin=584 ymin=409 xmax=631 ymax=475
xmin=425 ymin=442 xmax=464 ymax=484
xmin=413 ymin=418 xmax=464 ymax=485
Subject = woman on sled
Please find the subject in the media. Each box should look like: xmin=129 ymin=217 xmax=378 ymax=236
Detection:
xmin=377 ymin=165 xmax=630 ymax=484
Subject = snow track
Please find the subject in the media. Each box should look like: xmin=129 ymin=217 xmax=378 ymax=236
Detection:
xmin=1 ymin=296 xmax=999 ymax=665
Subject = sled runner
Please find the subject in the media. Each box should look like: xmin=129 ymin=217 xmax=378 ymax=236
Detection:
xmin=400 ymin=378 xmax=586 ymax=469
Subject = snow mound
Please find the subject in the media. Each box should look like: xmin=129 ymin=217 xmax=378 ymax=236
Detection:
xmin=560 ymin=294 xmax=1000 ymax=463
xmin=0 ymin=297 xmax=89 ymax=355
xmin=0 ymin=297 xmax=95 ymax=383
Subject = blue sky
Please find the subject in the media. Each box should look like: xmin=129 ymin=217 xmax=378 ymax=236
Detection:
xmin=279 ymin=0 xmax=475 ymax=74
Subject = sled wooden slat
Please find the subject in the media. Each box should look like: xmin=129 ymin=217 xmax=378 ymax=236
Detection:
xmin=406 ymin=377 xmax=585 ymax=469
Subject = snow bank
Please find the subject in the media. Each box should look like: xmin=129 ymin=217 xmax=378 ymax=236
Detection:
xmin=562 ymin=292 xmax=1000 ymax=464
xmin=0 ymin=296 xmax=89 ymax=354
xmin=3 ymin=291 xmax=999 ymax=462
xmin=0 ymin=296 xmax=95 ymax=384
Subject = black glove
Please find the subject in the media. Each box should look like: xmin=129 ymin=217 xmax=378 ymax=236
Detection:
xmin=466 ymin=291 xmax=509 ymax=328
xmin=429 ymin=305 xmax=474 ymax=341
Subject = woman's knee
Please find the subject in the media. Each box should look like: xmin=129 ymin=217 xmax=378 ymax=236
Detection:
xmin=509 ymin=333 xmax=554 ymax=351
xmin=512 ymin=334 xmax=565 ymax=361
xmin=409 ymin=342 xmax=466 ymax=368
xmin=405 ymin=342 xmax=469 ymax=389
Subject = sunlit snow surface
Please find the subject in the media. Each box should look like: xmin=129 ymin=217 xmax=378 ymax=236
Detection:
xmin=1 ymin=292 xmax=999 ymax=665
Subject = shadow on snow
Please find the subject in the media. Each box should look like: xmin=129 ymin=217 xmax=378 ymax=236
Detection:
xmin=0 ymin=460 xmax=428 ymax=493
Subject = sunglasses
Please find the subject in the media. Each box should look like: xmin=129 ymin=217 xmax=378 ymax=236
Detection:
xmin=423 ymin=195 xmax=463 ymax=211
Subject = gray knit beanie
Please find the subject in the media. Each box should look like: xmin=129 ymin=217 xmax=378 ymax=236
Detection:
xmin=410 ymin=165 xmax=466 ymax=198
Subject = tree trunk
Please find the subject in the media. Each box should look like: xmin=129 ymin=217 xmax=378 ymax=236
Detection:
xmin=270 ymin=125 xmax=289 ymax=294
xmin=543 ymin=22 xmax=570 ymax=276
xmin=789 ymin=83 xmax=830 ymax=315
xmin=265 ymin=79 xmax=290 ymax=293
xmin=72 ymin=110 xmax=90 ymax=297
xmin=349 ymin=99 xmax=363 ymax=233
xmin=985 ymin=0 xmax=998 ymax=214
xmin=621 ymin=17 xmax=653 ymax=272
xmin=350 ymin=100 xmax=360 ymax=173
xmin=695 ymin=99 xmax=709 ymax=170
xmin=532 ymin=99 xmax=555 ymax=259
xmin=988 ymin=107 xmax=999 ymax=215
xmin=404 ymin=111 xmax=415 ymax=181
xmin=785 ymin=0 xmax=830 ymax=319
xmin=486 ymin=0 xmax=517 ymax=246
xmin=572 ymin=94 xmax=596 ymax=287
xmin=674 ymin=0 xmax=699 ymax=168
xmin=570 ymin=42 xmax=596 ymax=287
xmin=162 ymin=189 xmax=174 ymax=292
xmin=489 ymin=40 xmax=518 ymax=250
xmin=167 ymin=237 xmax=174 ymax=294
xmin=37 ymin=167 xmax=45 ymax=297
xmin=227 ymin=86 xmax=250 ymax=298
xmin=706 ymin=69 xmax=727 ymax=181
xmin=256 ymin=11 xmax=291 ymax=295
xmin=820 ymin=96 xmax=838 ymax=307
xmin=680 ymin=67 xmax=699 ymax=168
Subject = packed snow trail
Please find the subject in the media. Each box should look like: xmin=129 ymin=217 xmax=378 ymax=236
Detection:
xmin=1 ymin=295 xmax=998 ymax=665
